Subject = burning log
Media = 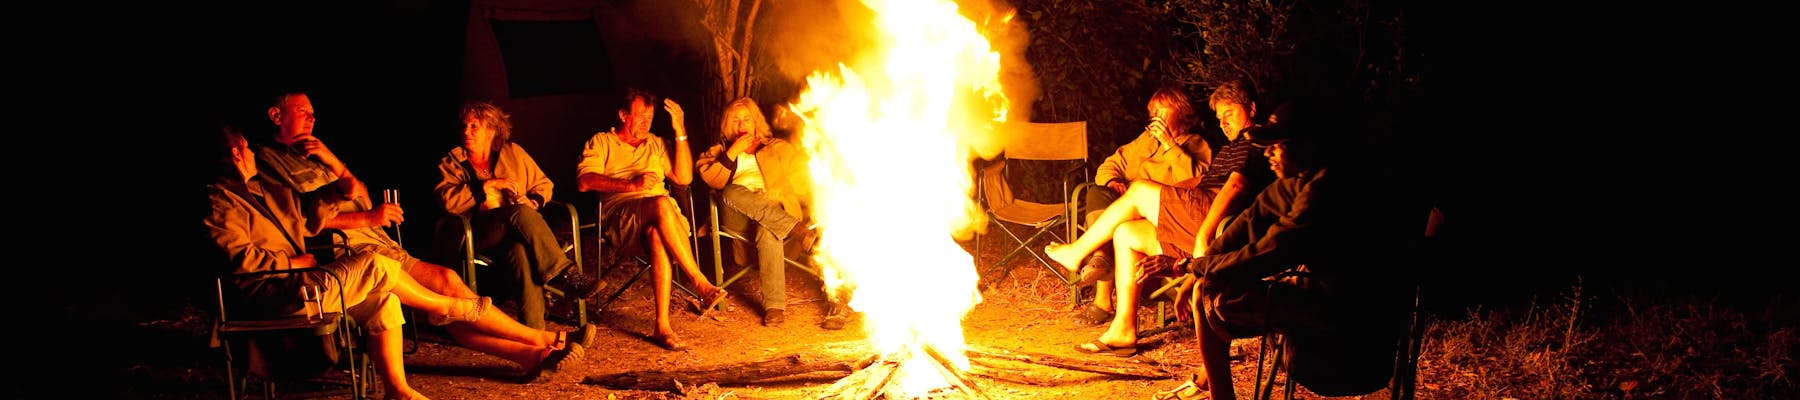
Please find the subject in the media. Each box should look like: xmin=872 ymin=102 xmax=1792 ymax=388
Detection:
xmin=818 ymin=358 xmax=902 ymax=400
xmin=583 ymin=344 xmax=1175 ymax=393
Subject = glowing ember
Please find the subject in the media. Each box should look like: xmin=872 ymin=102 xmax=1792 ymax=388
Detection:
xmin=788 ymin=0 xmax=1019 ymax=397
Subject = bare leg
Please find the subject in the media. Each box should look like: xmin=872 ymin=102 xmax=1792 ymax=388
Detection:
xmin=1045 ymin=181 xmax=1167 ymax=272
xmin=403 ymin=260 xmax=476 ymax=299
xmin=1094 ymin=220 xmax=1161 ymax=346
xmin=408 ymin=259 xmax=561 ymax=366
xmin=377 ymin=259 xmax=553 ymax=353
xmin=447 ymin=332 xmax=554 ymax=368
xmin=370 ymin=328 xmax=429 ymax=400
xmin=1093 ymin=282 xmax=1114 ymax=310
xmin=652 ymin=197 xmax=721 ymax=295
xmin=646 ymin=228 xmax=680 ymax=346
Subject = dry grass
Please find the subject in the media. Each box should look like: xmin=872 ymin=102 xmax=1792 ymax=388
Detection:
xmin=1416 ymin=280 xmax=1796 ymax=399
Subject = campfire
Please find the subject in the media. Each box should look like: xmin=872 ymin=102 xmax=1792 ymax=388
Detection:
xmin=783 ymin=0 xmax=1010 ymax=396
xmin=586 ymin=0 xmax=1173 ymax=397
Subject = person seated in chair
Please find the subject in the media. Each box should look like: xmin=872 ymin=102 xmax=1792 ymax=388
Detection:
xmin=1152 ymin=111 xmax=1418 ymax=399
xmin=1070 ymin=86 xmax=1214 ymax=327
xmin=576 ymin=88 xmax=727 ymax=351
xmin=257 ymin=91 xmax=594 ymax=351
xmin=206 ymin=126 xmax=587 ymax=397
xmin=257 ymin=89 xmax=475 ymax=304
xmin=1045 ymin=79 xmax=1275 ymax=355
xmin=696 ymin=97 xmax=816 ymax=328
xmin=432 ymin=100 xmax=591 ymax=330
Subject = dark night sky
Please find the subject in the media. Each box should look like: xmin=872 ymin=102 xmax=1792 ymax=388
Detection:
xmin=47 ymin=1 xmax=1777 ymax=324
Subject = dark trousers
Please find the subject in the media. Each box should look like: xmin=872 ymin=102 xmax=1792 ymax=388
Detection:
xmin=470 ymin=204 xmax=573 ymax=329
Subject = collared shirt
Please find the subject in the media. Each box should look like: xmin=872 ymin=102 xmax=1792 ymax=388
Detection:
xmin=254 ymin=142 xmax=402 ymax=259
xmin=577 ymin=128 xmax=672 ymax=213
xmin=255 ymin=144 xmax=339 ymax=194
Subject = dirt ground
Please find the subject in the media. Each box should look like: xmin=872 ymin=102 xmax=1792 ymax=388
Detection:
xmin=116 ymin=231 xmax=1403 ymax=400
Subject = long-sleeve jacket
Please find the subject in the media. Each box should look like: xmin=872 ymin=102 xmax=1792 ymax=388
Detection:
xmin=434 ymin=143 xmax=555 ymax=218
xmin=1094 ymin=129 xmax=1212 ymax=187
xmin=695 ymin=138 xmax=813 ymax=218
xmin=204 ymin=176 xmax=337 ymax=315
xmin=1195 ymin=166 xmax=1414 ymax=299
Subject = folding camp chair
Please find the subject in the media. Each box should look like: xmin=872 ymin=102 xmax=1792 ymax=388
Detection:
xmin=1247 ymin=207 xmax=1441 ymax=400
xmin=700 ymin=190 xmax=822 ymax=289
xmin=589 ymin=184 xmax=711 ymax=316
xmin=439 ymin=200 xmax=589 ymax=327
xmin=973 ymin=121 xmax=1089 ymax=306
xmin=214 ymin=229 xmax=372 ymax=400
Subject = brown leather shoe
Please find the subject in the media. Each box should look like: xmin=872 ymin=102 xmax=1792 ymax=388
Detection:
xmin=763 ymin=308 xmax=786 ymax=327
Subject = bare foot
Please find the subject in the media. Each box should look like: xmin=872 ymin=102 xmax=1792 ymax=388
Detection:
xmin=1044 ymin=243 xmax=1083 ymax=274
xmin=649 ymin=332 xmax=685 ymax=351
xmin=385 ymin=387 xmax=430 ymax=400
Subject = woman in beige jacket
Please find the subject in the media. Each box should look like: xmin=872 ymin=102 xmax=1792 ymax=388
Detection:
xmin=695 ymin=97 xmax=815 ymax=328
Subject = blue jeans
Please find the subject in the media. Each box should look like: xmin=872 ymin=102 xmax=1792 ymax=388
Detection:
xmin=718 ymin=184 xmax=802 ymax=311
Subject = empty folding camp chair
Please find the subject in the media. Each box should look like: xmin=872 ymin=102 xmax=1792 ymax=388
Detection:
xmin=973 ymin=121 xmax=1088 ymax=305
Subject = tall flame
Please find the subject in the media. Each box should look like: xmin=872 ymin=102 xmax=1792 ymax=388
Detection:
xmin=788 ymin=0 xmax=1015 ymax=395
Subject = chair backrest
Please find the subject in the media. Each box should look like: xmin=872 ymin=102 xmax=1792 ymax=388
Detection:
xmin=980 ymin=121 xmax=1089 ymax=222
xmin=1000 ymin=121 xmax=1087 ymax=161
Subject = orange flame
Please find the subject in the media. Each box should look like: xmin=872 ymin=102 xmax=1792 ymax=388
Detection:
xmin=788 ymin=0 xmax=1017 ymax=395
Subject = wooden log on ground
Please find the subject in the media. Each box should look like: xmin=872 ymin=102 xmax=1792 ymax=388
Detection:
xmin=583 ymin=352 xmax=867 ymax=391
xmin=965 ymin=345 xmax=1174 ymax=379
xmin=819 ymin=359 xmax=901 ymax=400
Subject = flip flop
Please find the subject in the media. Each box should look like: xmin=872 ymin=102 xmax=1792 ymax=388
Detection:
xmin=1074 ymin=340 xmax=1138 ymax=357
xmin=694 ymin=287 xmax=731 ymax=318
xmin=1072 ymin=304 xmax=1114 ymax=326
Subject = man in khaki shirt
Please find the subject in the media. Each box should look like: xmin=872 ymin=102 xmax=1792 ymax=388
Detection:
xmin=576 ymin=88 xmax=726 ymax=351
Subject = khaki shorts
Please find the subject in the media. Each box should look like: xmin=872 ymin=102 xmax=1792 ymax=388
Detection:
xmin=314 ymin=251 xmax=408 ymax=333
xmin=601 ymin=195 xmax=688 ymax=259
xmin=1155 ymin=186 xmax=1218 ymax=258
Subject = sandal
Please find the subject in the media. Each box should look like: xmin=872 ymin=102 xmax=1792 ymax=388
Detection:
xmin=1152 ymin=373 xmax=1207 ymax=399
xmin=1071 ymin=304 xmax=1113 ymax=326
xmin=1073 ymin=340 xmax=1138 ymax=357
xmin=694 ymin=286 xmax=730 ymax=317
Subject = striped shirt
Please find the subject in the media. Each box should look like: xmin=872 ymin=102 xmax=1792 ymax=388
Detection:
xmin=1197 ymin=135 xmax=1271 ymax=190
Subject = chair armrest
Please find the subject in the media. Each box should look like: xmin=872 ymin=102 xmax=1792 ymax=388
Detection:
xmin=444 ymin=214 xmax=478 ymax=292
xmin=214 ymin=266 xmax=346 ymax=323
xmin=543 ymin=199 xmax=584 ymax=275
xmin=1067 ymin=182 xmax=1102 ymax=238
xmin=305 ymin=228 xmax=351 ymax=263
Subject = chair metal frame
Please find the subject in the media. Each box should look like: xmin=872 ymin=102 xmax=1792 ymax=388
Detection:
xmin=214 ymin=259 xmax=369 ymax=400
xmin=699 ymin=188 xmax=822 ymax=296
xmin=588 ymin=185 xmax=709 ymax=316
xmin=443 ymin=200 xmax=589 ymax=327
xmin=973 ymin=121 xmax=1090 ymax=306
xmin=1245 ymin=207 xmax=1440 ymax=400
